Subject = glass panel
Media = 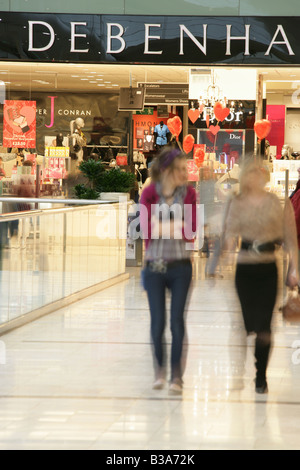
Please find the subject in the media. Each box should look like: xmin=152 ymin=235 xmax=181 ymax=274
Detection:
xmin=0 ymin=203 xmax=127 ymax=327
xmin=0 ymin=220 xmax=9 ymax=324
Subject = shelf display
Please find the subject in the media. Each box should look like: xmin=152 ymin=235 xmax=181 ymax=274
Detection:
xmin=0 ymin=178 xmax=14 ymax=196
xmin=0 ymin=147 xmax=71 ymax=199
xmin=269 ymin=160 xmax=300 ymax=198
xmin=44 ymin=146 xmax=70 ymax=179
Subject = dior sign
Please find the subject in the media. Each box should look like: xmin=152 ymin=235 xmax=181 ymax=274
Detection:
xmin=0 ymin=13 xmax=300 ymax=64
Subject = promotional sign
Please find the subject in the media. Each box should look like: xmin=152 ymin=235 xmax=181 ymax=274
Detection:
xmin=3 ymin=100 xmax=36 ymax=148
xmin=187 ymin=159 xmax=199 ymax=182
xmin=0 ymin=13 xmax=300 ymax=65
xmin=197 ymin=129 xmax=245 ymax=162
xmin=266 ymin=105 xmax=286 ymax=158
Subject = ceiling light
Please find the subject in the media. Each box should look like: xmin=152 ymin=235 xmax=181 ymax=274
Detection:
xmin=32 ymin=79 xmax=50 ymax=84
xmin=266 ymin=80 xmax=300 ymax=82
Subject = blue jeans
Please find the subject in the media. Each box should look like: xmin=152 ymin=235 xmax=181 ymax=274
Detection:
xmin=143 ymin=261 xmax=193 ymax=381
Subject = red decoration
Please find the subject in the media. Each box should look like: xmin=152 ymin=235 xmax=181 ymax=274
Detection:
xmin=194 ymin=148 xmax=205 ymax=168
xmin=206 ymin=114 xmax=211 ymax=129
xmin=188 ymin=109 xmax=200 ymax=124
xmin=167 ymin=116 xmax=182 ymax=140
xmin=209 ymin=124 xmax=220 ymax=136
xmin=214 ymin=102 xmax=230 ymax=122
xmin=183 ymin=134 xmax=195 ymax=154
xmin=116 ymin=155 xmax=128 ymax=166
xmin=254 ymin=119 xmax=272 ymax=141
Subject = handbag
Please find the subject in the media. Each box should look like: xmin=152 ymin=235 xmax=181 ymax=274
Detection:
xmin=282 ymin=287 xmax=300 ymax=322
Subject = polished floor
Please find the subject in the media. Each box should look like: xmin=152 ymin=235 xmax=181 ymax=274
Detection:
xmin=0 ymin=257 xmax=300 ymax=450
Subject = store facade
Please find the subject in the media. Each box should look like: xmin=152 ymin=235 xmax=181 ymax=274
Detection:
xmin=0 ymin=7 xmax=300 ymax=197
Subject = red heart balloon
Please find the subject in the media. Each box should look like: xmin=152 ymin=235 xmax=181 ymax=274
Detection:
xmin=209 ymin=125 xmax=220 ymax=136
xmin=167 ymin=116 xmax=182 ymax=139
xmin=214 ymin=102 xmax=230 ymax=122
xmin=254 ymin=119 xmax=272 ymax=140
xmin=183 ymin=134 xmax=195 ymax=154
xmin=188 ymin=109 xmax=200 ymax=124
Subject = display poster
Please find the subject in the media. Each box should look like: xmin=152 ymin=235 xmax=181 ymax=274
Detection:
xmin=126 ymin=239 xmax=136 ymax=260
xmin=197 ymin=129 xmax=245 ymax=163
xmin=187 ymin=159 xmax=199 ymax=182
xmin=3 ymin=100 xmax=36 ymax=148
xmin=266 ymin=105 xmax=286 ymax=158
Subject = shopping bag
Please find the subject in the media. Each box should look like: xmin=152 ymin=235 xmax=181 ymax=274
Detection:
xmin=282 ymin=287 xmax=300 ymax=322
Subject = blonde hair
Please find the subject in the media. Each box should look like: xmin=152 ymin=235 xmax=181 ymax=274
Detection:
xmin=239 ymin=157 xmax=270 ymax=193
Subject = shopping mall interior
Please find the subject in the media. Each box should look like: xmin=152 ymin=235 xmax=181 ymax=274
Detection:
xmin=1 ymin=61 xmax=300 ymax=450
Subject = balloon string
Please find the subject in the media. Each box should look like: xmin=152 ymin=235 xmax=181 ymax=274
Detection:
xmin=213 ymin=120 xmax=219 ymax=154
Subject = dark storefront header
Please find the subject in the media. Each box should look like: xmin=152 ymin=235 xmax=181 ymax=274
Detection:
xmin=1 ymin=13 xmax=300 ymax=65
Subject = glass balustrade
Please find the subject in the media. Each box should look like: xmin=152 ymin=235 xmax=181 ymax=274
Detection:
xmin=0 ymin=202 xmax=127 ymax=326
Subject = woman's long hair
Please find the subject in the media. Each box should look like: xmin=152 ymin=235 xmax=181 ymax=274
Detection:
xmin=151 ymin=146 xmax=186 ymax=183
xmin=239 ymin=157 xmax=270 ymax=194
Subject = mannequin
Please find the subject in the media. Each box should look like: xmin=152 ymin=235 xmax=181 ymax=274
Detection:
xmin=154 ymin=121 xmax=170 ymax=148
xmin=281 ymin=144 xmax=293 ymax=160
xmin=70 ymin=118 xmax=87 ymax=163
xmin=56 ymin=132 xmax=64 ymax=147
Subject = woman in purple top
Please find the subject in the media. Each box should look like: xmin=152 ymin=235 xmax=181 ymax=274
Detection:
xmin=140 ymin=146 xmax=197 ymax=394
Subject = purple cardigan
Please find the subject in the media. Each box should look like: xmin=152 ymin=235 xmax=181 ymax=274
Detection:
xmin=140 ymin=182 xmax=197 ymax=249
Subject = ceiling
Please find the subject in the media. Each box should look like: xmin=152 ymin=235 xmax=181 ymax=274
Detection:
xmin=0 ymin=62 xmax=191 ymax=94
xmin=0 ymin=62 xmax=299 ymax=96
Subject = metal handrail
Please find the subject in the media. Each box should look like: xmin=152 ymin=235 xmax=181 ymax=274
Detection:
xmin=0 ymin=197 xmax=118 ymax=205
xmin=0 ymin=197 xmax=127 ymax=221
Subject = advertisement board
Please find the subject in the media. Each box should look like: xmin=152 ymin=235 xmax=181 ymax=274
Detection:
xmin=3 ymin=100 xmax=36 ymax=148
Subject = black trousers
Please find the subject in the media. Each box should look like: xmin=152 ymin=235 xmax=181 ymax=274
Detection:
xmin=235 ymin=262 xmax=278 ymax=381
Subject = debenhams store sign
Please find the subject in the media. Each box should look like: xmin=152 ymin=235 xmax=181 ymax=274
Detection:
xmin=1 ymin=13 xmax=300 ymax=65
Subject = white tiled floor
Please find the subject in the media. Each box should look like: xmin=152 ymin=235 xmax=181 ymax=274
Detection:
xmin=1 ymin=257 xmax=300 ymax=450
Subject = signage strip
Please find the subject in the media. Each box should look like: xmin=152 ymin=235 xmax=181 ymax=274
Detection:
xmin=0 ymin=13 xmax=299 ymax=65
